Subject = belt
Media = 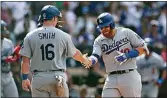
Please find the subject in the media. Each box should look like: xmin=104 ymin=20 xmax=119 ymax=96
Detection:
xmin=142 ymin=81 xmax=151 ymax=85
xmin=33 ymin=69 xmax=65 ymax=73
xmin=1 ymin=70 xmax=10 ymax=73
xmin=109 ymin=69 xmax=134 ymax=75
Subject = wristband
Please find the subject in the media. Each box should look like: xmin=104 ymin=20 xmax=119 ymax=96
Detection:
xmin=157 ymin=78 xmax=164 ymax=84
xmin=89 ymin=55 xmax=98 ymax=65
xmin=22 ymin=74 xmax=28 ymax=80
xmin=125 ymin=49 xmax=139 ymax=59
xmin=90 ymin=58 xmax=96 ymax=65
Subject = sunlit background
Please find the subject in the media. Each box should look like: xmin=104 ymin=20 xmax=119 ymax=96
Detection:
xmin=1 ymin=1 xmax=166 ymax=97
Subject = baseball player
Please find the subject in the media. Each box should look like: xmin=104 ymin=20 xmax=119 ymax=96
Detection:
xmin=83 ymin=12 xmax=149 ymax=97
xmin=136 ymin=37 xmax=166 ymax=97
xmin=19 ymin=5 xmax=91 ymax=97
xmin=1 ymin=20 xmax=19 ymax=97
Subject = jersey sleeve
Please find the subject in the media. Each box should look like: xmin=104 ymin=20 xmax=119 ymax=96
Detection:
xmin=66 ymin=35 xmax=77 ymax=57
xmin=126 ymin=29 xmax=145 ymax=48
xmin=8 ymin=40 xmax=14 ymax=56
xmin=19 ymin=36 xmax=32 ymax=58
xmin=92 ymin=39 xmax=102 ymax=56
xmin=156 ymin=55 xmax=166 ymax=68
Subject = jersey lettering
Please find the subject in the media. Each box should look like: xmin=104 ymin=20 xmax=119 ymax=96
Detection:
xmin=38 ymin=32 xmax=56 ymax=39
xmin=101 ymin=37 xmax=130 ymax=55
xmin=40 ymin=43 xmax=55 ymax=60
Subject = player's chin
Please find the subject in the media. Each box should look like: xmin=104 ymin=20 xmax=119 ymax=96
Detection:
xmin=102 ymin=32 xmax=113 ymax=38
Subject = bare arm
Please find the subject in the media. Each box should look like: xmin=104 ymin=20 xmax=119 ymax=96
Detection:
xmin=21 ymin=56 xmax=31 ymax=92
xmin=72 ymin=49 xmax=91 ymax=68
xmin=72 ymin=49 xmax=86 ymax=63
xmin=21 ymin=56 xmax=30 ymax=74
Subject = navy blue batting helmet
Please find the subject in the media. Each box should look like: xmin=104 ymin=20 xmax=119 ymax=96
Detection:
xmin=1 ymin=20 xmax=7 ymax=34
xmin=97 ymin=12 xmax=115 ymax=29
xmin=39 ymin=5 xmax=62 ymax=21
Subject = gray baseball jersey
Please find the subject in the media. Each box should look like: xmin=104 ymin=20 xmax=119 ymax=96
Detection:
xmin=1 ymin=38 xmax=14 ymax=72
xmin=20 ymin=26 xmax=76 ymax=71
xmin=1 ymin=38 xmax=18 ymax=97
xmin=136 ymin=52 xmax=165 ymax=97
xmin=136 ymin=52 xmax=165 ymax=82
xmin=93 ymin=27 xmax=145 ymax=73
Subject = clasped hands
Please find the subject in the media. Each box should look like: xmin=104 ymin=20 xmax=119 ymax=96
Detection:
xmin=82 ymin=53 xmax=92 ymax=68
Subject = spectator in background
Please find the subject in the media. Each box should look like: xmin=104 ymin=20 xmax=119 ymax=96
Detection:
xmin=144 ymin=20 xmax=164 ymax=54
xmin=1 ymin=2 xmax=30 ymax=23
xmin=144 ymin=20 xmax=162 ymax=40
xmin=158 ymin=4 xmax=167 ymax=36
xmin=79 ymin=85 xmax=88 ymax=98
xmin=62 ymin=2 xmax=77 ymax=35
xmin=75 ymin=11 xmax=95 ymax=35
xmin=120 ymin=2 xmax=143 ymax=34
xmin=14 ymin=12 xmax=37 ymax=45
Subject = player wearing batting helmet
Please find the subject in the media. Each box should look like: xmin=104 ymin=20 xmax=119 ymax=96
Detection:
xmin=37 ymin=5 xmax=63 ymax=28
xmin=83 ymin=12 xmax=149 ymax=97
xmin=1 ymin=20 xmax=19 ymax=97
xmin=19 ymin=5 xmax=90 ymax=97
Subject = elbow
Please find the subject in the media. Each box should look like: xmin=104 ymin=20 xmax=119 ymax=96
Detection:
xmin=136 ymin=44 xmax=149 ymax=56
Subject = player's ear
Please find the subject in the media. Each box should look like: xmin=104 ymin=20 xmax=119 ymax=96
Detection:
xmin=53 ymin=16 xmax=58 ymax=21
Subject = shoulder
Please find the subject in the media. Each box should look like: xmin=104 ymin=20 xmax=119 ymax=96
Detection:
xmin=3 ymin=38 xmax=13 ymax=47
xmin=152 ymin=52 xmax=163 ymax=61
xmin=55 ymin=28 xmax=71 ymax=39
xmin=25 ymin=28 xmax=41 ymax=39
xmin=3 ymin=38 xmax=12 ymax=44
xmin=94 ymin=34 xmax=104 ymax=43
xmin=115 ymin=27 xmax=133 ymax=36
xmin=117 ymin=27 xmax=130 ymax=32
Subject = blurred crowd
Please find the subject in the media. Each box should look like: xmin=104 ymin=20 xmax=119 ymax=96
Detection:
xmin=1 ymin=1 xmax=167 ymax=97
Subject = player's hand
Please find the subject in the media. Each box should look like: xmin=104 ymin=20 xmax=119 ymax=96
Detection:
xmin=114 ymin=51 xmax=128 ymax=65
xmin=82 ymin=53 xmax=92 ymax=68
xmin=22 ymin=79 xmax=31 ymax=92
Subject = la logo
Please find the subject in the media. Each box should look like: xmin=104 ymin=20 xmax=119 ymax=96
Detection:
xmin=43 ymin=13 xmax=46 ymax=18
xmin=99 ymin=19 xmax=103 ymax=23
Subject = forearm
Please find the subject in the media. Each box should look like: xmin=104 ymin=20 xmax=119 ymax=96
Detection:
xmin=161 ymin=69 xmax=167 ymax=80
xmin=125 ymin=46 xmax=149 ymax=59
xmin=72 ymin=49 xmax=85 ymax=63
xmin=21 ymin=56 xmax=30 ymax=74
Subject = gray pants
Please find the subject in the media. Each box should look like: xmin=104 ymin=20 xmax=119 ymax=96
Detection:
xmin=1 ymin=72 xmax=18 ymax=97
xmin=31 ymin=71 xmax=69 ymax=97
xmin=102 ymin=70 xmax=142 ymax=97
xmin=141 ymin=82 xmax=158 ymax=97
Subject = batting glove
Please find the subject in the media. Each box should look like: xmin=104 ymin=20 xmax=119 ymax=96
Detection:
xmin=114 ymin=51 xmax=129 ymax=65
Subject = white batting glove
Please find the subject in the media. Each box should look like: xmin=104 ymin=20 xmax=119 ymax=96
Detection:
xmin=114 ymin=51 xmax=128 ymax=65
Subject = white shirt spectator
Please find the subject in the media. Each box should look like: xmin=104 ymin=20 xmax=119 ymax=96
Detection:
xmin=158 ymin=9 xmax=166 ymax=36
xmin=14 ymin=19 xmax=37 ymax=35
xmin=75 ymin=16 xmax=95 ymax=35
xmin=64 ymin=10 xmax=77 ymax=34
xmin=2 ymin=2 xmax=30 ymax=22
xmin=121 ymin=2 xmax=143 ymax=28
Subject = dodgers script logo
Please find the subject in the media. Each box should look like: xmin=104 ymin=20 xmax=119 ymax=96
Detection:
xmin=102 ymin=37 xmax=130 ymax=55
